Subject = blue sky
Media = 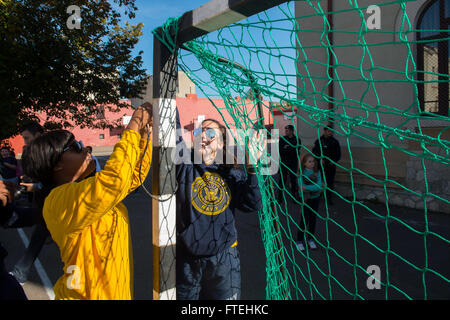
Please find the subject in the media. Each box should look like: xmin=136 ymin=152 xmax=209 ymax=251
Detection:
xmin=120 ymin=0 xmax=297 ymax=102
xmin=128 ymin=0 xmax=207 ymax=74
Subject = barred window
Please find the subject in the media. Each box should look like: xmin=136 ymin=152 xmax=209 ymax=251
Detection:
xmin=416 ymin=0 xmax=449 ymax=116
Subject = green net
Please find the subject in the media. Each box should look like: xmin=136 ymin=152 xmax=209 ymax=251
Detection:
xmin=154 ymin=0 xmax=450 ymax=299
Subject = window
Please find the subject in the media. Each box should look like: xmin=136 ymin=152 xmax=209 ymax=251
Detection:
xmin=99 ymin=134 xmax=105 ymax=140
xmin=416 ymin=0 xmax=449 ymax=116
xmin=96 ymin=106 xmax=105 ymax=119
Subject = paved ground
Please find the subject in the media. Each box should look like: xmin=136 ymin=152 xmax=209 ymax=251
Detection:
xmin=1 ymin=156 xmax=449 ymax=300
xmin=0 ymin=187 xmax=266 ymax=300
xmin=278 ymin=196 xmax=450 ymax=300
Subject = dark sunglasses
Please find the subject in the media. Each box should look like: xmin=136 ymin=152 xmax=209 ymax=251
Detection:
xmin=193 ymin=127 xmax=216 ymax=140
xmin=63 ymin=140 xmax=85 ymax=153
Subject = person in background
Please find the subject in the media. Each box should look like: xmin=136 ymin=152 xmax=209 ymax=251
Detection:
xmin=278 ymin=124 xmax=301 ymax=202
xmin=297 ymin=154 xmax=323 ymax=252
xmin=9 ymin=121 xmax=47 ymax=284
xmin=0 ymin=147 xmax=18 ymax=185
xmin=20 ymin=122 xmax=44 ymax=146
xmin=312 ymin=126 xmax=341 ymax=205
xmin=19 ymin=121 xmax=45 ymax=197
xmin=175 ymin=110 xmax=263 ymax=300
xmin=21 ymin=103 xmax=152 ymax=300
xmin=0 ymin=181 xmax=28 ymax=300
xmin=11 ymin=150 xmax=23 ymax=181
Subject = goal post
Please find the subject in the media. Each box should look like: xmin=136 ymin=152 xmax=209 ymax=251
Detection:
xmin=151 ymin=35 xmax=178 ymax=300
xmin=151 ymin=0 xmax=290 ymax=300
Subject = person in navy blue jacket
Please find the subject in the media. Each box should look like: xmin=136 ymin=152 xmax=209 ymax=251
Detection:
xmin=175 ymin=109 xmax=262 ymax=300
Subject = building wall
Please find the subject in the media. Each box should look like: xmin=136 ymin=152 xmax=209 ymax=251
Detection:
xmin=130 ymin=71 xmax=196 ymax=107
xmin=176 ymin=94 xmax=281 ymax=147
xmin=9 ymin=93 xmax=289 ymax=156
xmin=9 ymin=101 xmax=135 ymax=157
xmin=295 ymin=0 xmax=449 ymax=213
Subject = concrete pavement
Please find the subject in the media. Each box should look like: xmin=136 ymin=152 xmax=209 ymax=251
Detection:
xmin=1 ymin=157 xmax=448 ymax=300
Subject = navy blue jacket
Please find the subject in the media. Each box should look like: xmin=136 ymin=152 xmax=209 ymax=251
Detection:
xmin=176 ymin=110 xmax=262 ymax=257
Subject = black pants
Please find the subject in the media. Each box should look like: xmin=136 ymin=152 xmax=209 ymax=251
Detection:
xmin=323 ymin=164 xmax=336 ymax=202
xmin=297 ymin=197 xmax=320 ymax=242
xmin=0 ymin=262 xmax=27 ymax=300
xmin=177 ymin=246 xmax=241 ymax=300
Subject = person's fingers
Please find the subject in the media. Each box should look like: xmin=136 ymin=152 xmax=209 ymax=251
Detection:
xmin=0 ymin=192 xmax=8 ymax=206
xmin=20 ymin=182 xmax=34 ymax=192
xmin=0 ymin=182 xmax=14 ymax=205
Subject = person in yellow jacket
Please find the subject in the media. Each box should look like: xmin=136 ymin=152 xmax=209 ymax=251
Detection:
xmin=21 ymin=103 xmax=153 ymax=300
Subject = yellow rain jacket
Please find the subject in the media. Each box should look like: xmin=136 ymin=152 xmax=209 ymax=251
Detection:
xmin=43 ymin=129 xmax=152 ymax=300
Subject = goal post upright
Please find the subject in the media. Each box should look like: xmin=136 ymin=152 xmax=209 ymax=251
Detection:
xmin=152 ymin=0 xmax=289 ymax=300
xmin=152 ymin=34 xmax=178 ymax=300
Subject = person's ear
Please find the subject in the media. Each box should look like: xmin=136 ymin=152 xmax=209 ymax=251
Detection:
xmin=217 ymin=139 xmax=224 ymax=150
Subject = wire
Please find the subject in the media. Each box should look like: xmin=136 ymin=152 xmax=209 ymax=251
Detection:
xmin=138 ymin=123 xmax=178 ymax=202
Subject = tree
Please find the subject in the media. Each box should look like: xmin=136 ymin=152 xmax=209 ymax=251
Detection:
xmin=0 ymin=0 xmax=147 ymax=139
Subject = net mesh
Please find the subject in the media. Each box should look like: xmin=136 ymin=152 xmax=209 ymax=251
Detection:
xmin=154 ymin=0 xmax=450 ymax=299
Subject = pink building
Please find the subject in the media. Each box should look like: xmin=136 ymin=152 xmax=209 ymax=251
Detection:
xmin=7 ymin=94 xmax=294 ymax=156
xmin=176 ymin=93 xmax=296 ymax=146
xmin=8 ymin=101 xmax=135 ymax=156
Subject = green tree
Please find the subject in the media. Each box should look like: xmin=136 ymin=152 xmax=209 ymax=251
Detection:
xmin=0 ymin=0 xmax=146 ymax=139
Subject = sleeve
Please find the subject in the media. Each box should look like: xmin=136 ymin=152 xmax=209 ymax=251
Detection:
xmin=128 ymin=134 xmax=152 ymax=192
xmin=4 ymin=157 xmax=17 ymax=167
xmin=303 ymin=172 xmax=323 ymax=192
xmin=334 ymin=139 xmax=341 ymax=162
xmin=298 ymin=174 xmax=304 ymax=192
xmin=278 ymin=138 xmax=284 ymax=155
xmin=44 ymin=129 xmax=150 ymax=234
xmin=236 ymin=173 xmax=262 ymax=213
xmin=297 ymin=137 xmax=302 ymax=152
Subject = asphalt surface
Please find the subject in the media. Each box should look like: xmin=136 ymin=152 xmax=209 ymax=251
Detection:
xmin=1 ymin=156 xmax=448 ymax=300
xmin=0 ymin=181 xmax=266 ymax=300
xmin=277 ymin=195 xmax=450 ymax=300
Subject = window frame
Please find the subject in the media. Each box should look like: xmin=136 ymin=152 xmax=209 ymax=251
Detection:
xmin=416 ymin=0 xmax=449 ymax=116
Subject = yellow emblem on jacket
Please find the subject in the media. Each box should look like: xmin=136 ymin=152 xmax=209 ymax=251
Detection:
xmin=191 ymin=172 xmax=231 ymax=215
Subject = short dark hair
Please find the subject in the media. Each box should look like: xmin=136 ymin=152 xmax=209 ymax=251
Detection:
xmin=22 ymin=130 xmax=74 ymax=186
xmin=285 ymin=125 xmax=294 ymax=131
xmin=20 ymin=121 xmax=44 ymax=135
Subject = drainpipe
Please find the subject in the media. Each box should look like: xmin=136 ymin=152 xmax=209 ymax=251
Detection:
xmin=327 ymin=0 xmax=334 ymax=129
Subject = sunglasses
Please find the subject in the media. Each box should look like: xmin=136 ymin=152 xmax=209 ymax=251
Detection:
xmin=193 ymin=127 xmax=216 ymax=140
xmin=63 ymin=140 xmax=85 ymax=153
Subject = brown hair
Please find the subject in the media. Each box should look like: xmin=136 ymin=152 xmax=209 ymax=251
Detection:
xmin=301 ymin=153 xmax=319 ymax=173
